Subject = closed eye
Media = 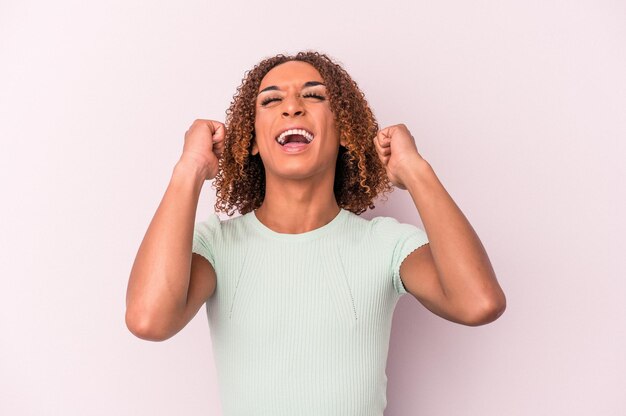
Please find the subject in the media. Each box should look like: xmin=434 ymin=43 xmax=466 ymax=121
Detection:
xmin=260 ymin=96 xmax=281 ymax=106
xmin=302 ymin=93 xmax=326 ymax=101
xmin=259 ymin=92 xmax=327 ymax=107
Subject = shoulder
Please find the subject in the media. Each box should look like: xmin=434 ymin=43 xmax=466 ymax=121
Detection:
xmin=369 ymin=215 xmax=424 ymax=240
xmin=368 ymin=215 xmax=429 ymax=261
xmin=194 ymin=212 xmax=251 ymax=236
xmin=194 ymin=212 xmax=223 ymax=234
xmin=192 ymin=212 xmax=251 ymax=267
xmin=337 ymin=212 xmax=427 ymax=251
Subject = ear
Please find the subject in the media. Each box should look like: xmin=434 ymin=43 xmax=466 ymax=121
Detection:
xmin=251 ymin=135 xmax=259 ymax=155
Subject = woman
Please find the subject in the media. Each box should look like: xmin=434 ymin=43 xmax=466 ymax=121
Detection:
xmin=126 ymin=51 xmax=506 ymax=415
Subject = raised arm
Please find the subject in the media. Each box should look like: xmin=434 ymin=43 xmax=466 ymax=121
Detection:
xmin=125 ymin=119 xmax=224 ymax=341
xmin=374 ymin=124 xmax=506 ymax=326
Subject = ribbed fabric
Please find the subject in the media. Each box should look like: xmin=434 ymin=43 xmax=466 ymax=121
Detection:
xmin=192 ymin=208 xmax=429 ymax=416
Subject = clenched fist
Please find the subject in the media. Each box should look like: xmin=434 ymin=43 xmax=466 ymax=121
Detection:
xmin=178 ymin=119 xmax=226 ymax=180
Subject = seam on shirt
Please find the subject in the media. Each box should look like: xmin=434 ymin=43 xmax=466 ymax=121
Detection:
xmin=228 ymin=243 xmax=250 ymax=320
xmin=335 ymin=243 xmax=359 ymax=322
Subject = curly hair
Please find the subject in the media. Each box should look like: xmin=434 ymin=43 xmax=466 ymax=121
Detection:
xmin=212 ymin=51 xmax=394 ymax=216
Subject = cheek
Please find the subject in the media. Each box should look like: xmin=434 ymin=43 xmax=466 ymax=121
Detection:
xmin=312 ymin=107 xmax=337 ymax=132
xmin=323 ymin=114 xmax=339 ymax=141
xmin=253 ymin=111 xmax=263 ymax=129
xmin=254 ymin=114 xmax=272 ymax=142
xmin=324 ymin=108 xmax=338 ymax=130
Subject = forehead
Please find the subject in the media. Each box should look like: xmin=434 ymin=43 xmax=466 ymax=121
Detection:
xmin=258 ymin=61 xmax=324 ymax=90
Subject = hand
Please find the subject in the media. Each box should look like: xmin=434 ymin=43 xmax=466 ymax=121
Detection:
xmin=373 ymin=124 xmax=425 ymax=190
xmin=179 ymin=119 xmax=225 ymax=180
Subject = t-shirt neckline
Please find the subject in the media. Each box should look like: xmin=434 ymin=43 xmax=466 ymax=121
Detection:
xmin=247 ymin=208 xmax=349 ymax=242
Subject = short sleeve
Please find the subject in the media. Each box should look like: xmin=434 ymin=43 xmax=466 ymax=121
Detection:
xmin=372 ymin=216 xmax=429 ymax=296
xmin=192 ymin=213 xmax=221 ymax=270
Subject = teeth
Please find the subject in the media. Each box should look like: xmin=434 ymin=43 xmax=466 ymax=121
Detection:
xmin=276 ymin=129 xmax=314 ymax=145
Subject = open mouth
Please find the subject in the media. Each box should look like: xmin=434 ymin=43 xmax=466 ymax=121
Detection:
xmin=275 ymin=129 xmax=314 ymax=146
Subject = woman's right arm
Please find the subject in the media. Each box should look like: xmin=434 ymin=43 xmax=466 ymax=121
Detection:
xmin=125 ymin=119 xmax=225 ymax=341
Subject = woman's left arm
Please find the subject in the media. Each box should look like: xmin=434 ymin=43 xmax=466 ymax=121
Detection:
xmin=374 ymin=124 xmax=506 ymax=326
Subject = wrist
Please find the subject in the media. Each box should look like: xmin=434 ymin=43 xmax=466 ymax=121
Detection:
xmin=403 ymin=158 xmax=434 ymax=192
xmin=172 ymin=158 xmax=208 ymax=189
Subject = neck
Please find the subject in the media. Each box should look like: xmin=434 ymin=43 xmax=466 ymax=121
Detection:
xmin=254 ymin=169 xmax=341 ymax=234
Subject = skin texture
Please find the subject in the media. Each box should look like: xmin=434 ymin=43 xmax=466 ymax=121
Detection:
xmin=248 ymin=61 xmax=506 ymax=325
xmin=251 ymin=61 xmax=347 ymax=233
xmin=373 ymin=124 xmax=507 ymax=325
xmin=125 ymin=52 xmax=506 ymax=343
xmin=212 ymin=51 xmax=393 ymax=217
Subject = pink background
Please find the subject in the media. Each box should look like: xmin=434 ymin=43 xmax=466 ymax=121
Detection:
xmin=1 ymin=1 xmax=624 ymax=415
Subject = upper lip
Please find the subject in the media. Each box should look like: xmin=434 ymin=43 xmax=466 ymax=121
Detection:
xmin=274 ymin=126 xmax=315 ymax=143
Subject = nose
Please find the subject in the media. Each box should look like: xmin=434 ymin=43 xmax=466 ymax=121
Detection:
xmin=282 ymin=94 xmax=305 ymax=117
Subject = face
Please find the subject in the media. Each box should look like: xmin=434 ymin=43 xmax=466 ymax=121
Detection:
xmin=252 ymin=60 xmax=345 ymax=179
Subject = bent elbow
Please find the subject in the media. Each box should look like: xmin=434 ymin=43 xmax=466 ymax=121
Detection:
xmin=125 ymin=310 xmax=174 ymax=342
xmin=462 ymin=293 xmax=507 ymax=327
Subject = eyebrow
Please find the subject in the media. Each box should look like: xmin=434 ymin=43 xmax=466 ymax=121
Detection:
xmin=258 ymin=81 xmax=325 ymax=95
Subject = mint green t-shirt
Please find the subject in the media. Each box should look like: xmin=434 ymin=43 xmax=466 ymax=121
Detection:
xmin=192 ymin=208 xmax=429 ymax=416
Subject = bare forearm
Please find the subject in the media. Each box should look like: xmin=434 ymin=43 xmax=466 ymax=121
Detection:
xmin=404 ymin=159 xmax=505 ymax=315
xmin=125 ymin=160 xmax=207 ymax=335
